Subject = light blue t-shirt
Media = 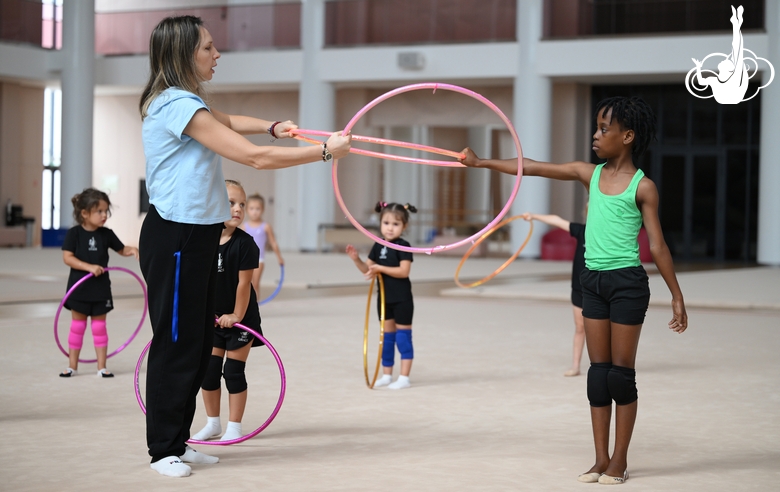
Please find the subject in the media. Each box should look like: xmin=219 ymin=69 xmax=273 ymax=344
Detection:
xmin=142 ymin=87 xmax=230 ymax=225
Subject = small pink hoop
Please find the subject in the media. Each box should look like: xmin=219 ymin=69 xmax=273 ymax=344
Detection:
xmin=332 ymin=83 xmax=524 ymax=254
xmin=134 ymin=321 xmax=286 ymax=446
xmin=291 ymin=129 xmax=465 ymax=167
xmin=54 ymin=266 xmax=147 ymax=363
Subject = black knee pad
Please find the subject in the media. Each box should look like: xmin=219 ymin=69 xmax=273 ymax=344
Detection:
xmin=607 ymin=365 xmax=637 ymax=405
xmin=201 ymin=355 xmax=223 ymax=391
xmin=587 ymin=362 xmax=613 ymax=407
xmin=223 ymin=358 xmax=247 ymax=394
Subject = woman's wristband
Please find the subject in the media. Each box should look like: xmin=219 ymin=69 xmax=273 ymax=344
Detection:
xmin=268 ymin=121 xmax=281 ymax=140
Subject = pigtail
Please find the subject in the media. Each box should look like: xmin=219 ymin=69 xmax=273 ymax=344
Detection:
xmin=374 ymin=201 xmax=387 ymax=213
xmin=403 ymin=203 xmax=418 ymax=214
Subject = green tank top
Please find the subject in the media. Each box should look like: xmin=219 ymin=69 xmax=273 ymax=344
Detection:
xmin=584 ymin=164 xmax=644 ymax=271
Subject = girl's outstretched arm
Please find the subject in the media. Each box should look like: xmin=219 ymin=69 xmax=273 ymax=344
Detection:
xmin=367 ymin=260 xmax=411 ymax=280
xmin=459 ymin=148 xmax=595 ymax=187
xmin=637 ymin=178 xmax=688 ymax=334
xmin=217 ymin=268 xmax=253 ymax=328
xmin=264 ymin=223 xmax=284 ymax=265
xmin=522 ymin=212 xmax=570 ymax=231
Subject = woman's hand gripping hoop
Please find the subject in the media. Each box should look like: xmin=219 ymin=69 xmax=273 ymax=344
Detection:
xmin=328 ymin=83 xmax=523 ymax=255
xmin=454 ymin=216 xmax=534 ymax=288
xmin=363 ymin=273 xmax=385 ymax=389
xmin=258 ymin=264 xmax=285 ymax=306
xmin=54 ymin=266 xmax=148 ymax=363
xmin=134 ymin=321 xmax=286 ymax=445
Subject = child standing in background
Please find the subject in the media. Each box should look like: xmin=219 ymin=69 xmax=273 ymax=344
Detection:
xmin=60 ymin=188 xmax=139 ymax=378
xmin=522 ymin=211 xmax=586 ymax=377
xmin=242 ymin=194 xmax=284 ymax=298
xmin=346 ymin=202 xmax=417 ymax=390
xmin=192 ymin=180 xmax=264 ymax=442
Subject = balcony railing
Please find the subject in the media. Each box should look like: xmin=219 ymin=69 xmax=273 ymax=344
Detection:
xmin=324 ymin=0 xmax=516 ymax=47
xmin=544 ymin=0 xmax=765 ymax=38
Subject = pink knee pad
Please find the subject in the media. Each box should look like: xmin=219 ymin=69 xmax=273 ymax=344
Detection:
xmin=92 ymin=320 xmax=108 ymax=348
xmin=68 ymin=320 xmax=88 ymax=350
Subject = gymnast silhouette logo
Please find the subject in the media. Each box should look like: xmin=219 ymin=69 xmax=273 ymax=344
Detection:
xmin=685 ymin=5 xmax=774 ymax=104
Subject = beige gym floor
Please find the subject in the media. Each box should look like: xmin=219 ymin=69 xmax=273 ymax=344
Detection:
xmin=0 ymin=249 xmax=778 ymax=491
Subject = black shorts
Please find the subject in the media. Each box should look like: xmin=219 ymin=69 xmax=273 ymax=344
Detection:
xmin=571 ymin=289 xmax=583 ymax=309
xmin=580 ymin=266 xmax=650 ymax=325
xmin=213 ymin=325 xmax=263 ymax=351
xmin=377 ymin=298 xmax=414 ymax=326
xmin=64 ymin=298 xmax=114 ymax=316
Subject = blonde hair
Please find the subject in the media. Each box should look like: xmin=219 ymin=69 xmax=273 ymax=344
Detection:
xmin=139 ymin=16 xmax=209 ymax=119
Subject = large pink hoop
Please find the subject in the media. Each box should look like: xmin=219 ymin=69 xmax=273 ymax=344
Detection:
xmin=134 ymin=322 xmax=286 ymax=446
xmin=54 ymin=266 xmax=148 ymax=363
xmin=332 ymin=83 xmax=523 ymax=254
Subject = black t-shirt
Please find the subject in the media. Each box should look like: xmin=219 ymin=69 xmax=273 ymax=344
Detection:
xmin=569 ymin=222 xmax=586 ymax=292
xmin=62 ymin=226 xmax=124 ymax=302
xmin=368 ymin=238 xmax=413 ymax=304
xmin=215 ymin=228 xmax=261 ymax=331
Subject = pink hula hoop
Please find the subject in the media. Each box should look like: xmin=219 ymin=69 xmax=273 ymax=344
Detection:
xmin=54 ymin=266 xmax=147 ymax=363
xmin=292 ymin=129 xmax=466 ymax=167
xmin=134 ymin=321 xmax=286 ymax=446
xmin=333 ymin=83 xmax=523 ymax=254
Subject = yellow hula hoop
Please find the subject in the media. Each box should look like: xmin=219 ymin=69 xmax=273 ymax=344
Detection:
xmin=363 ymin=273 xmax=385 ymax=389
xmin=454 ymin=216 xmax=534 ymax=288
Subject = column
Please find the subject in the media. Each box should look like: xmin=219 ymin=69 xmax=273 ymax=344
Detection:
xmin=296 ymin=0 xmax=336 ymax=251
xmin=59 ymin=0 xmax=95 ymax=228
xmin=757 ymin=0 xmax=780 ymax=265
xmin=511 ymin=0 xmax=552 ymax=257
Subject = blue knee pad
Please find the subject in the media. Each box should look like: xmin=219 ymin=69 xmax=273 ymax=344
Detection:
xmin=396 ymin=329 xmax=413 ymax=360
xmin=607 ymin=365 xmax=637 ymax=405
xmin=201 ymin=355 xmax=223 ymax=391
xmin=223 ymin=358 xmax=247 ymax=394
xmin=587 ymin=362 xmax=612 ymax=407
xmin=382 ymin=331 xmax=396 ymax=367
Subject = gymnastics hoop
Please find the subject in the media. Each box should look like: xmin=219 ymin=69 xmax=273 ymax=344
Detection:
xmin=258 ymin=264 xmax=285 ymax=306
xmin=291 ymin=129 xmax=466 ymax=167
xmin=332 ymin=83 xmax=524 ymax=254
xmin=54 ymin=266 xmax=148 ymax=363
xmin=454 ymin=216 xmax=534 ymax=288
xmin=134 ymin=321 xmax=286 ymax=446
xmin=363 ymin=273 xmax=385 ymax=389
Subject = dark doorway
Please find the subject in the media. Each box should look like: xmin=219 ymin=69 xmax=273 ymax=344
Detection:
xmin=592 ymin=84 xmax=760 ymax=263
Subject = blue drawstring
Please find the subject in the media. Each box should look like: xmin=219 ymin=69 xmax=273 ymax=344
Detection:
xmin=172 ymin=251 xmax=181 ymax=343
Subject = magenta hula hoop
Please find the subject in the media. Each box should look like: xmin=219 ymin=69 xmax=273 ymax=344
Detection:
xmin=134 ymin=322 xmax=287 ymax=446
xmin=332 ymin=83 xmax=524 ymax=254
xmin=54 ymin=266 xmax=148 ymax=363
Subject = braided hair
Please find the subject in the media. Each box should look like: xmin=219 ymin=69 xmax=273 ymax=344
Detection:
xmin=594 ymin=96 xmax=657 ymax=161
xmin=374 ymin=201 xmax=417 ymax=225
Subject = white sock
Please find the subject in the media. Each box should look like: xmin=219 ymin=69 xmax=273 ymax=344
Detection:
xmin=388 ymin=375 xmax=411 ymax=390
xmin=220 ymin=421 xmax=243 ymax=441
xmin=181 ymin=445 xmax=219 ymax=464
xmin=191 ymin=416 xmax=221 ymax=441
xmin=373 ymin=374 xmax=393 ymax=388
xmin=150 ymin=456 xmax=191 ymax=477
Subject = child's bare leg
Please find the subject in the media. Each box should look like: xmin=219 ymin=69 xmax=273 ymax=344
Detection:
xmin=603 ymin=322 xmax=642 ymax=478
xmin=583 ymin=317 xmax=613 ymax=474
xmin=221 ymin=342 xmax=252 ymax=440
xmin=566 ymin=305 xmax=585 ymax=376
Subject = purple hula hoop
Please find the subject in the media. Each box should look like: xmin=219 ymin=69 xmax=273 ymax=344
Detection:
xmin=134 ymin=322 xmax=287 ymax=446
xmin=332 ymin=82 xmax=524 ymax=254
xmin=54 ymin=266 xmax=148 ymax=363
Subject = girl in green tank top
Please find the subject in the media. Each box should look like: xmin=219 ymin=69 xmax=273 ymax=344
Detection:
xmin=460 ymin=96 xmax=687 ymax=485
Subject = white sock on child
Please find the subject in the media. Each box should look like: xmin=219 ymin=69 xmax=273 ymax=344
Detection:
xmin=373 ymin=374 xmax=393 ymax=387
xmin=150 ymin=456 xmax=191 ymax=477
xmin=181 ymin=445 xmax=219 ymax=464
xmin=191 ymin=416 xmax=221 ymax=441
xmin=220 ymin=421 xmax=243 ymax=441
xmin=388 ymin=375 xmax=411 ymax=390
